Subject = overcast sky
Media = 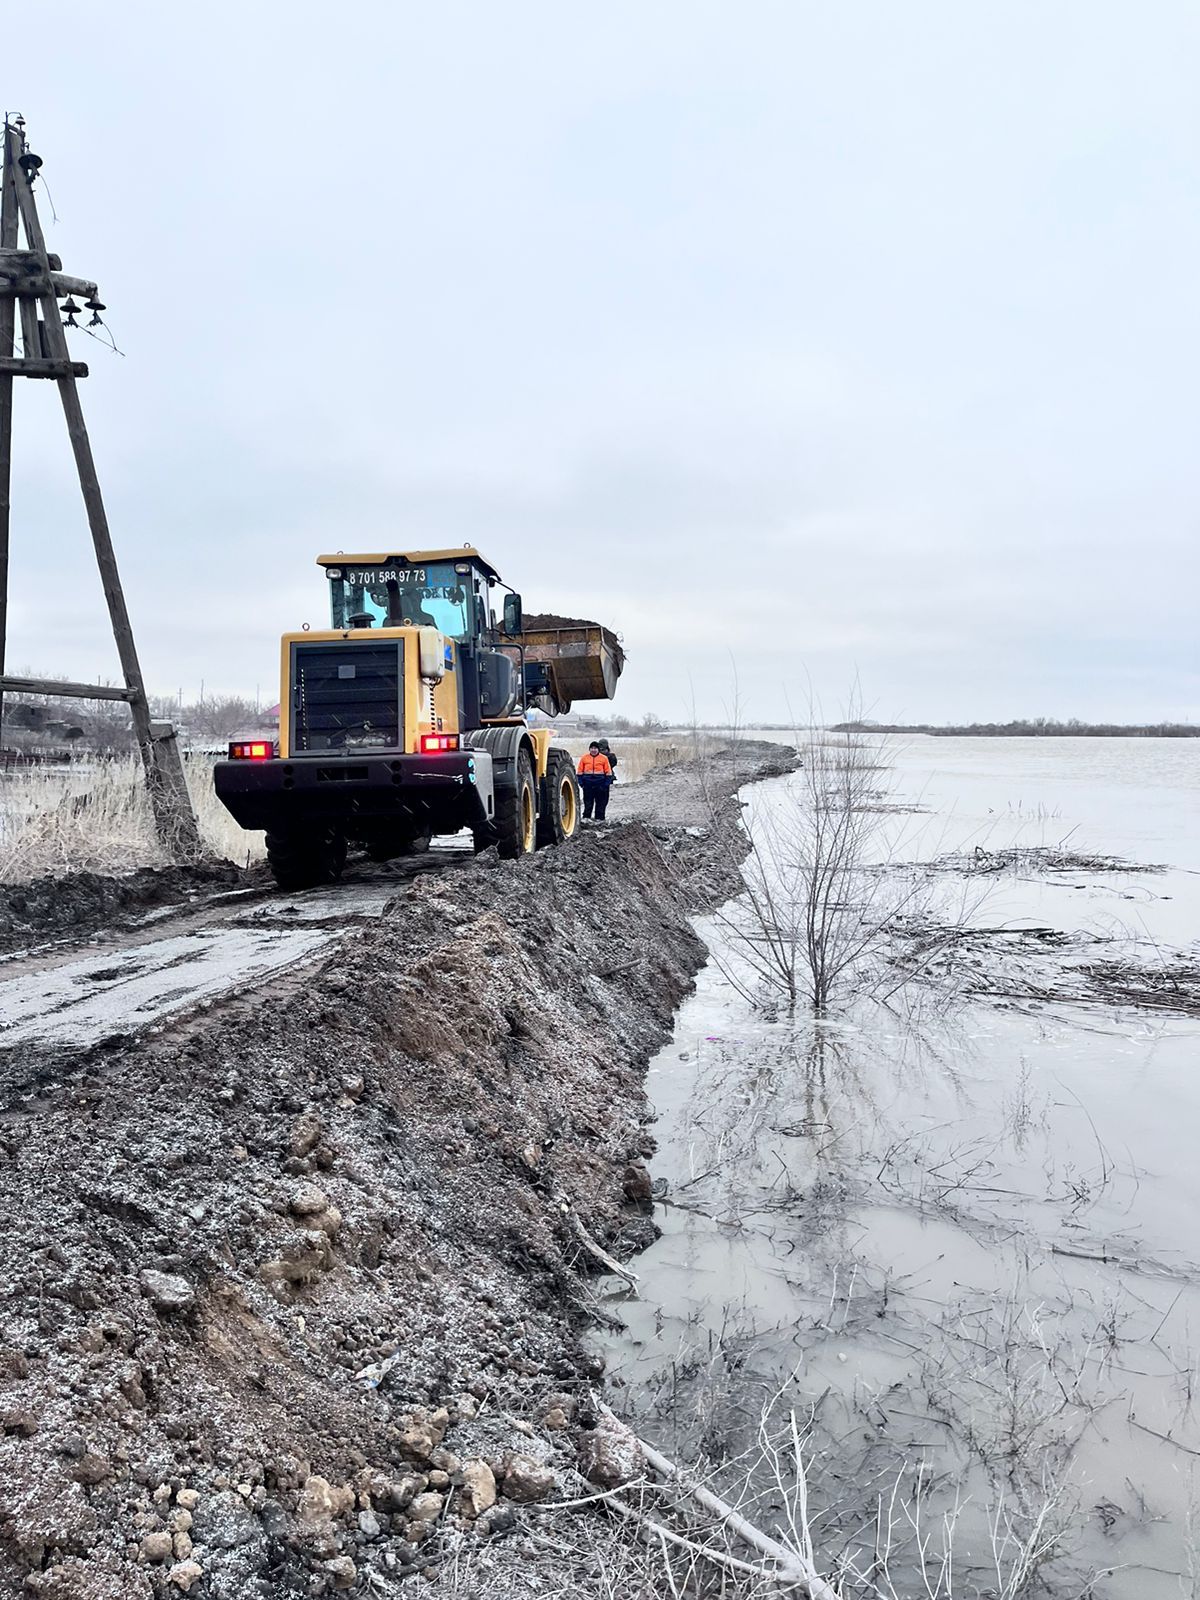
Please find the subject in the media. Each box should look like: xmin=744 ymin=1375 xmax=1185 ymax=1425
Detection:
xmin=5 ymin=2 xmax=1198 ymax=723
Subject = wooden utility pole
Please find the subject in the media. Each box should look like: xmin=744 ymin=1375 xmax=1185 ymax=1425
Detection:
xmin=0 ymin=116 xmax=200 ymax=858
xmin=0 ymin=118 xmax=18 ymax=741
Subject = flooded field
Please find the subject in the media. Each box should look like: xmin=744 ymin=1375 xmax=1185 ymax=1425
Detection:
xmin=599 ymin=736 xmax=1200 ymax=1598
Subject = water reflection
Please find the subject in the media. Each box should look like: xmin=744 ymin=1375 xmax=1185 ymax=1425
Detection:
xmin=600 ymin=741 xmax=1200 ymax=1598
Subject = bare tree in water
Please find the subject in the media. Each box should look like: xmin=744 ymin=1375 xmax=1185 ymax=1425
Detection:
xmin=710 ymin=695 xmax=938 ymax=1013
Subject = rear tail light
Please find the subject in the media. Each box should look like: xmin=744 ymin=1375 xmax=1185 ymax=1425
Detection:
xmin=228 ymin=740 xmax=275 ymax=760
xmin=419 ymin=734 xmax=460 ymax=754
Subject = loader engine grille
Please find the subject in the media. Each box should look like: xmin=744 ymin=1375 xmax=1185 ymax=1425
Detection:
xmin=290 ymin=640 xmax=404 ymax=754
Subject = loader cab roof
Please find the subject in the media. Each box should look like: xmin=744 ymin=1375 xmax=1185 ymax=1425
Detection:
xmin=316 ymin=548 xmax=501 ymax=583
xmin=319 ymin=549 xmax=498 ymax=641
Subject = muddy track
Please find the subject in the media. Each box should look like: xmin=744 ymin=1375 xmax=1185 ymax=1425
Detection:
xmin=0 ymin=850 xmax=477 ymax=1106
xmin=0 ymin=744 xmax=794 ymax=1600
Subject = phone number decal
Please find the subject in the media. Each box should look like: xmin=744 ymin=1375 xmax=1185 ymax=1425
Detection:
xmin=344 ymin=568 xmax=426 ymax=586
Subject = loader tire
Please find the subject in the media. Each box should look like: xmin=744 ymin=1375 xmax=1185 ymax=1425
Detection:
xmin=495 ymin=750 xmax=537 ymax=860
xmin=536 ymin=749 xmax=581 ymax=847
xmin=265 ymin=827 xmax=346 ymax=891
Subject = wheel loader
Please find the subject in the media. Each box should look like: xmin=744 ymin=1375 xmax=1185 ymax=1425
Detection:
xmin=213 ymin=548 xmax=623 ymax=889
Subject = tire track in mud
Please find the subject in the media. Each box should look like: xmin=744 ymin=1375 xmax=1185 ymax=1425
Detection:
xmin=0 ymin=848 xmax=474 ymax=1104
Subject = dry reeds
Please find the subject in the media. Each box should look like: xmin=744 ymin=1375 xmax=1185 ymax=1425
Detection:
xmin=0 ymin=755 xmax=264 ymax=882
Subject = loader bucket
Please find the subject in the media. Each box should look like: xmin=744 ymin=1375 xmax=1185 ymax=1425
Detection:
xmin=513 ymin=622 xmax=623 ymax=704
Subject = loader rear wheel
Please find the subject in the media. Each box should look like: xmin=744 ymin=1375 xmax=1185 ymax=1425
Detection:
xmin=495 ymin=750 xmax=537 ymax=860
xmin=536 ymin=750 xmax=581 ymax=847
xmin=265 ymin=827 xmax=346 ymax=891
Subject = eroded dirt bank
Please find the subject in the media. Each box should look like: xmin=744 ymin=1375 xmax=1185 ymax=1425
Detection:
xmin=0 ymin=863 xmax=259 ymax=957
xmin=0 ymin=744 xmax=792 ymax=1600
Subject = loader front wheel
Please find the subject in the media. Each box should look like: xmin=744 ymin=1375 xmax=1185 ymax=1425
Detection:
xmin=536 ymin=750 xmax=581 ymax=847
xmin=265 ymin=827 xmax=347 ymax=891
xmin=495 ymin=750 xmax=537 ymax=860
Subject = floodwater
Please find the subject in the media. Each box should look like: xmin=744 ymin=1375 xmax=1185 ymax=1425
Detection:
xmin=599 ymin=736 xmax=1200 ymax=1599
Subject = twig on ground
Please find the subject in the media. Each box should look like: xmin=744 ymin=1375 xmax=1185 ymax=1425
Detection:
xmin=594 ymin=1398 xmax=842 ymax=1598
xmin=557 ymin=1197 xmax=640 ymax=1287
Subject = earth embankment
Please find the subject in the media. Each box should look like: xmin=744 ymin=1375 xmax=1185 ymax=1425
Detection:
xmin=0 ymin=742 xmax=792 ymax=1599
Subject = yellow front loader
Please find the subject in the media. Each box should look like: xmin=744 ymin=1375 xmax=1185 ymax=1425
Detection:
xmin=214 ymin=548 xmax=622 ymax=889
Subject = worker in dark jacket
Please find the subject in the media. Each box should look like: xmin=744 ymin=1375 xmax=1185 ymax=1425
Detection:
xmin=578 ymin=742 xmax=614 ymax=821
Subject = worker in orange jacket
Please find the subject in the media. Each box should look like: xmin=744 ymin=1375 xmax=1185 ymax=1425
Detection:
xmin=577 ymin=742 xmax=614 ymax=821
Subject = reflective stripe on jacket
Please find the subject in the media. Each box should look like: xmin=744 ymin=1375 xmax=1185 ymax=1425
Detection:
xmin=578 ymin=752 xmax=613 ymax=777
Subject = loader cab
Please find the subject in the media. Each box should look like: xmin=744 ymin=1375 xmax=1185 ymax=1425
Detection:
xmin=316 ymin=548 xmax=521 ymax=726
xmin=320 ymin=551 xmax=498 ymax=642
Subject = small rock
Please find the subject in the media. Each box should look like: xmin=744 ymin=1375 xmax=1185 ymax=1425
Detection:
xmin=1 ymin=1407 xmax=37 ymax=1437
xmin=289 ymin=1112 xmax=322 ymax=1157
xmin=190 ymin=1487 xmax=264 ymax=1554
xmin=72 ymin=1452 xmax=112 ymax=1486
xmin=459 ymin=1459 xmax=496 ymax=1517
xmin=170 ymin=1509 xmax=193 ymax=1533
xmin=480 ymin=1505 xmax=518 ymax=1537
xmin=139 ymin=1270 xmax=195 ymax=1313
xmin=139 ymin=1531 xmax=174 ymax=1563
xmin=502 ymin=1455 xmax=555 ymax=1504
xmin=453 ymin=1392 xmax=480 ymax=1421
xmin=542 ymin=1407 xmax=569 ymax=1431
xmin=427 ymin=1470 xmax=450 ymax=1490
xmin=354 ymin=1467 xmax=390 ymax=1504
xmin=298 ymin=1474 xmax=355 ymax=1529
xmin=323 ymin=1556 xmax=357 ymax=1590
xmin=578 ymin=1413 xmax=645 ymax=1489
xmin=397 ymin=1407 xmax=448 ymax=1463
xmin=172 ymin=1531 xmax=193 ymax=1559
xmin=288 ymin=1181 xmax=329 ymax=1216
xmin=408 ymin=1491 xmax=444 ymax=1522
xmin=176 ymin=1489 xmax=199 ymax=1511
xmin=341 ymin=1074 xmax=365 ymax=1101
xmin=168 ymin=1560 xmax=204 ymax=1592
xmin=118 ymin=1364 xmax=147 ymax=1409
xmin=311 ymin=1203 xmax=342 ymax=1238
xmin=358 ymin=1506 xmax=381 ymax=1538
xmin=382 ymin=1473 xmax=424 ymax=1511
xmin=623 ymin=1161 xmax=654 ymax=1203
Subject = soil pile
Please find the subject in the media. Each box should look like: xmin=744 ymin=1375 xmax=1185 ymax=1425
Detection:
xmin=0 ymin=863 xmax=258 ymax=957
xmin=0 ymin=749 xmax=787 ymax=1598
xmin=617 ymin=740 xmax=796 ymax=905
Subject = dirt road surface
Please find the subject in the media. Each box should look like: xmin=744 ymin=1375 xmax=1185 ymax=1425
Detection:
xmin=0 ymin=856 xmax=462 ymax=1075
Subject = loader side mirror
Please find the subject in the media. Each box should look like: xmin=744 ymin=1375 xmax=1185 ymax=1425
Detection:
xmin=503 ymin=593 xmax=523 ymax=636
